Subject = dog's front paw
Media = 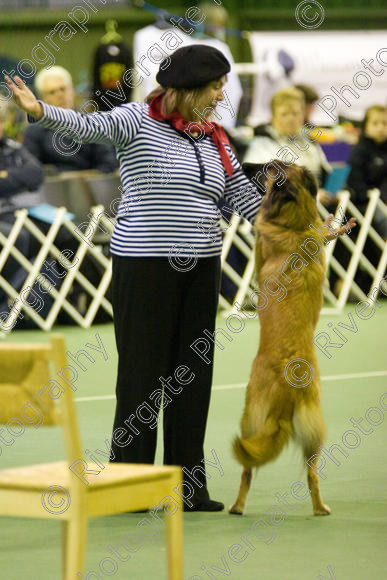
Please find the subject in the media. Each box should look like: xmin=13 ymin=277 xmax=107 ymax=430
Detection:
xmin=314 ymin=504 xmax=331 ymax=516
xmin=229 ymin=503 xmax=244 ymax=516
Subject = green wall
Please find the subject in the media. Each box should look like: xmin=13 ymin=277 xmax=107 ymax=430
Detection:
xmin=0 ymin=6 xmax=154 ymax=90
xmin=0 ymin=2 xmax=386 ymax=90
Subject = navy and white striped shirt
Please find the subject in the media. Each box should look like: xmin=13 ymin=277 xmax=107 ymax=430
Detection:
xmin=32 ymin=101 xmax=262 ymax=257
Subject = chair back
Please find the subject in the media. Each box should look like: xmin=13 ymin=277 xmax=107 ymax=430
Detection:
xmin=0 ymin=334 xmax=83 ymax=465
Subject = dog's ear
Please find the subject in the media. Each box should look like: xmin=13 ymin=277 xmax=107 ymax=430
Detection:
xmin=301 ymin=167 xmax=318 ymax=198
xmin=242 ymin=163 xmax=266 ymax=189
xmin=242 ymin=162 xmax=261 ymax=179
xmin=242 ymin=163 xmax=267 ymax=198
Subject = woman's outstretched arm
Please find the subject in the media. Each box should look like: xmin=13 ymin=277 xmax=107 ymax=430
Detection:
xmin=4 ymin=74 xmax=143 ymax=149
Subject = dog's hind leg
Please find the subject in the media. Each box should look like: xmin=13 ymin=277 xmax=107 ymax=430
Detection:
xmin=294 ymin=407 xmax=331 ymax=516
xmin=305 ymin=450 xmax=331 ymax=516
xmin=229 ymin=468 xmax=252 ymax=516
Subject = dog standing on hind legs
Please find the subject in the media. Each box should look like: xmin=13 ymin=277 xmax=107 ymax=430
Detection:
xmin=229 ymin=162 xmax=356 ymax=517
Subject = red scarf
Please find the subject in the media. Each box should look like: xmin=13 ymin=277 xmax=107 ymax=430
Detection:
xmin=148 ymin=93 xmax=234 ymax=178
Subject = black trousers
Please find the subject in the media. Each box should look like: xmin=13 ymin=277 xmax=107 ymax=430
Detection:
xmin=110 ymin=255 xmax=221 ymax=503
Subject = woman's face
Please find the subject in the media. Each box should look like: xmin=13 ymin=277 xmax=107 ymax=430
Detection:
xmin=365 ymin=110 xmax=387 ymax=144
xmin=197 ymin=75 xmax=227 ymax=115
xmin=272 ymin=101 xmax=304 ymax=136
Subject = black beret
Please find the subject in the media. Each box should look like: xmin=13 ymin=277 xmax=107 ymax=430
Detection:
xmin=156 ymin=44 xmax=231 ymax=89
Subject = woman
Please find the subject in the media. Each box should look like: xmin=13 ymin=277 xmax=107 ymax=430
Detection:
xmin=6 ymin=45 xmax=262 ymax=511
xmin=6 ymin=45 xmax=353 ymax=511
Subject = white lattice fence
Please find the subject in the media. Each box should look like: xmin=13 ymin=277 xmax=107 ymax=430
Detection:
xmin=0 ymin=192 xmax=385 ymax=334
xmin=219 ymin=189 xmax=386 ymax=316
xmin=0 ymin=205 xmax=114 ymax=334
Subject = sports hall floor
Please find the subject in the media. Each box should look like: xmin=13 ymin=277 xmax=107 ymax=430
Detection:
xmin=1 ymin=302 xmax=386 ymax=580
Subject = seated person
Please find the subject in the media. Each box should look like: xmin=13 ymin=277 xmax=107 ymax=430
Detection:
xmin=244 ymin=87 xmax=332 ymax=200
xmin=330 ymin=104 xmax=387 ymax=297
xmin=329 ymin=105 xmax=386 ymax=297
xmin=23 ymin=66 xmax=117 ymax=174
xmin=0 ymin=99 xmax=44 ymax=296
xmin=0 ymin=99 xmax=111 ymax=327
xmin=346 ymin=104 xmax=387 ymax=238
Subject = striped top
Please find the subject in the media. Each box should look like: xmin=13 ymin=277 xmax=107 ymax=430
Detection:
xmin=31 ymin=101 xmax=262 ymax=257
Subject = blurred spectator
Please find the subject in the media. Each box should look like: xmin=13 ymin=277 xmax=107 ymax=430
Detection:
xmin=330 ymin=105 xmax=386 ymax=298
xmin=23 ymin=66 xmax=117 ymax=174
xmin=197 ymin=2 xmax=228 ymax=41
xmin=0 ymin=99 xmax=43 ymax=298
xmin=244 ymin=87 xmax=332 ymax=196
xmin=346 ymin=104 xmax=387 ymax=237
xmin=0 ymin=98 xmax=110 ymax=325
xmin=294 ymin=83 xmax=319 ymax=124
xmin=0 ymin=56 xmax=33 ymax=141
xmin=195 ymin=3 xmax=243 ymax=129
xmin=0 ymin=100 xmax=43 ymax=213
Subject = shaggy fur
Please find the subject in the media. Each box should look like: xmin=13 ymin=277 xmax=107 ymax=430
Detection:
xmin=229 ymin=163 xmax=331 ymax=516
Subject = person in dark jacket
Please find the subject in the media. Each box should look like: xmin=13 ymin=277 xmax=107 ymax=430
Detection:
xmin=346 ymin=104 xmax=387 ymax=236
xmin=331 ymin=105 xmax=387 ymax=296
xmin=23 ymin=66 xmax=117 ymax=174
xmin=0 ymin=101 xmax=109 ymax=327
xmin=0 ymin=131 xmax=43 ymax=205
xmin=0 ymin=100 xmax=44 ymax=297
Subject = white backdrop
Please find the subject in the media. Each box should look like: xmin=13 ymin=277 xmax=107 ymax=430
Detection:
xmin=248 ymin=31 xmax=387 ymax=126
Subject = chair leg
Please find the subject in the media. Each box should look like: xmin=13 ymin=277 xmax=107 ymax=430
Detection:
xmin=165 ymin=470 xmax=183 ymax=580
xmin=62 ymin=512 xmax=88 ymax=580
xmin=62 ymin=522 xmax=67 ymax=578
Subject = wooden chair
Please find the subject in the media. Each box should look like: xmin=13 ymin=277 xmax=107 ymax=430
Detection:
xmin=0 ymin=335 xmax=183 ymax=579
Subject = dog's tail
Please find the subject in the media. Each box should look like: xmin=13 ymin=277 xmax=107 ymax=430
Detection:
xmin=232 ymin=418 xmax=292 ymax=469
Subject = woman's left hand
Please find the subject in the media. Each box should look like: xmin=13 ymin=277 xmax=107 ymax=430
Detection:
xmin=4 ymin=74 xmax=43 ymax=119
xmin=323 ymin=214 xmax=357 ymax=241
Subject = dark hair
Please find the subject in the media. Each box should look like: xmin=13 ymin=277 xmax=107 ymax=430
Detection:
xmin=294 ymin=84 xmax=319 ymax=105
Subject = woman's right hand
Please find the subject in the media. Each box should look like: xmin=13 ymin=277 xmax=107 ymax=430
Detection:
xmin=4 ymin=75 xmax=43 ymax=120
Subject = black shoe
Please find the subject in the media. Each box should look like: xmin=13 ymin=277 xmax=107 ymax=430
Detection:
xmin=184 ymin=499 xmax=224 ymax=512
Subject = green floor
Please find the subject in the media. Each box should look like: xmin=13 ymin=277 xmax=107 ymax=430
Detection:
xmin=1 ymin=303 xmax=386 ymax=580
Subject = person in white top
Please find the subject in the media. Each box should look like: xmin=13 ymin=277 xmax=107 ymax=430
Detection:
xmin=244 ymin=87 xmax=332 ymax=203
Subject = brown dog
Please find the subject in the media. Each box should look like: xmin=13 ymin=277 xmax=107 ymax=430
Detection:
xmin=229 ymin=162 xmax=331 ymax=517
